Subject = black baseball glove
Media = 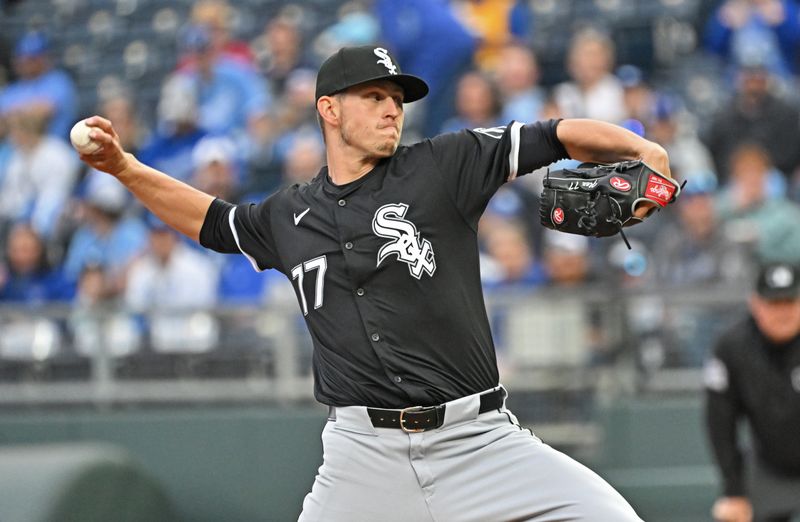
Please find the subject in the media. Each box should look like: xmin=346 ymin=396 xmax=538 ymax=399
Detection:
xmin=539 ymin=160 xmax=681 ymax=248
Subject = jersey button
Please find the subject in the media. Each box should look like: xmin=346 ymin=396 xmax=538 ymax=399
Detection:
xmin=356 ymin=288 xmax=365 ymax=296
xmin=344 ymin=241 xmax=353 ymax=250
xmin=338 ymin=199 xmax=346 ymax=207
xmin=393 ymin=376 xmax=402 ymax=383
xmin=371 ymin=333 xmax=380 ymax=342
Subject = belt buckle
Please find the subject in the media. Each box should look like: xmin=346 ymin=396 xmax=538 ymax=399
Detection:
xmin=399 ymin=406 xmax=426 ymax=433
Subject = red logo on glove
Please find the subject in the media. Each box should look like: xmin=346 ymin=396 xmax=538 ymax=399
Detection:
xmin=553 ymin=207 xmax=565 ymax=224
xmin=645 ymin=174 xmax=676 ymax=206
xmin=610 ymin=176 xmax=631 ymax=191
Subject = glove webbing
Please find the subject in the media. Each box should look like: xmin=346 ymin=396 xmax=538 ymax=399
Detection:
xmin=575 ymin=193 xmax=632 ymax=250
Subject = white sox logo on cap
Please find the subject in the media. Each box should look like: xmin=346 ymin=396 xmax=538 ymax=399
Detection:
xmin=315 ymin=46 xmax=429 ymax=102
xmin=373 ymin=47 xmax=398 ymax=75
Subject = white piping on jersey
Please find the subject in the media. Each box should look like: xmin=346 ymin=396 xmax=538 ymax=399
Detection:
xmin=228 ymin=206 xmax=264 ymax=272
xmin=507 ymin=121 xmax=523 ymax=181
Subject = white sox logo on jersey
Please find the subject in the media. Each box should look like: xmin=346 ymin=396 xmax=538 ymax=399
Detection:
xmin=374 ymin=48 xmax=398 ymax=75
xmin=372 ymin=203 xmax=436 ymax=279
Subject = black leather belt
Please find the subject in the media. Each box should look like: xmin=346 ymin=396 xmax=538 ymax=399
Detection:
xmin=365 ymin=388 xmax=505 ymax=433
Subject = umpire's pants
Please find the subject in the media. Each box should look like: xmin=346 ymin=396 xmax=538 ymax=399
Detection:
xmin=749 ymin=452 xmax=800 ymax=522
xmin=299 ymin=386 xmax=642 ymax=521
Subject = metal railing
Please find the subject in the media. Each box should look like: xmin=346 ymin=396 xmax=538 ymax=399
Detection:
xmin=0 ymin=284 xmax=750 ymax=452
xmin=0 ymin=284 xmax=749 ymax=405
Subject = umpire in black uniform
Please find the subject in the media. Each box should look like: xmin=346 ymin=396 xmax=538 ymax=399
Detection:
xmin=76 ymin=45 xmax=672 ymax=521
xmin=705 ymin=262 xmax=800 ymax=522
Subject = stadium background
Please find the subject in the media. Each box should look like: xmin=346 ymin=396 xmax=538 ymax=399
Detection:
xmin=1 ymin=0 xmax=799 ymax=520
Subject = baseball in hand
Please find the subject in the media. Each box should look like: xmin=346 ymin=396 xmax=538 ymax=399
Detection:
xmin=70 ymin=119 xmax=102 ymax=154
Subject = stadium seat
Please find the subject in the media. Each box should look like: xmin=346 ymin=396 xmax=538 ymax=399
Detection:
xmin=72 ymin=312 xmax=143 ymax=358
xmin=149 ymin=312 xmax=220 ymax=354
xmin=0 ymin=318 xmax=63 ymax=362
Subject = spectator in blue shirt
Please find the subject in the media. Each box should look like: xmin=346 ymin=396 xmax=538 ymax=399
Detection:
xmin=0 ymin=108 xmax=79 ymax=241
xmin=62 ymin=177 xmax=147 ymax=296
xmin=716 ymin=142 xmax=800 ymax=264
xmin=189 ymin=135 xmax=243 ymax=202
xmin=481 ymin=219 xmax=546 ymax=290
xmin=440 ymin=70 xmax=504 ymax=133
xmin=177 ymin=25 xmax=271 ymax=142
xmin=257 ymin=15 xmax=316 ymax=98
xmin=704 ymin=0 xmax=800 ymax=77
xmin=138 ymin=73 xmax=207 ymax=183
xmin=0 ymin=222 xmax=73 ymax=303
xmin=0 ymin=31 xmax=78 ymax=138
xmin=495 ymin=43 xmax=545 ymax=123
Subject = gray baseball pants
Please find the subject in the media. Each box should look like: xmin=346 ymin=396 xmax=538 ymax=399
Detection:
xmin=299 ymin=386 xmax=642 ymax=521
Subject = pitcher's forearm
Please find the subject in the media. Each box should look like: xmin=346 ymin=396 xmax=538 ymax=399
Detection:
xmin=77 ymin=116 xmax=217 ymax=242
xmin=116 ymin=154 xmax=215 ymax=242
xmin=556 ymin=119 xmax=670 ymax=178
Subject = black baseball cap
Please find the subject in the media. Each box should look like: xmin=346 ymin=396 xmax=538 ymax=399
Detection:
xmin=315 ymin=45 xmax=429 ymax=103
xmin=756 ymin=262 xmax=800 ymax=300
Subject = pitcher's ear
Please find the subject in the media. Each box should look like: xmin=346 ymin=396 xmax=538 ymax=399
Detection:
xmin=317 ymin=95 xmax=340 ymax=127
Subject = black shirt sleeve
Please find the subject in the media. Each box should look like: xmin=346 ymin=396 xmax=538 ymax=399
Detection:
xmin=427 ymin=119 xmax=568 ymax=227
xmin=704 ymin=342 xmax=746 ymax=496
xmin=199 ymin=198 xmax=237 ymax=253
xmin=199 ymin=196 xmax=282 ymax=272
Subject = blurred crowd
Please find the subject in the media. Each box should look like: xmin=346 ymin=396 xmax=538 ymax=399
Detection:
xmin=1 ymin=0 xmax=800 ymax=353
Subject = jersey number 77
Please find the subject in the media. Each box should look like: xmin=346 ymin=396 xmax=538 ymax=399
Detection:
xmin=290 ymin=255 xmax=327 ymax=315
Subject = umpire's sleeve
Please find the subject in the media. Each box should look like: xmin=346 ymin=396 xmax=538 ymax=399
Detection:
xmin=199 ymin=197 xmax=281 ymax=272
xmin=703 ymin=352 xmax=746 ymax=497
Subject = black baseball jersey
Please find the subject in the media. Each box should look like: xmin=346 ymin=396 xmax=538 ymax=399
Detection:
xmin=200 ymin=119 xmax=568 ymax=408
xmin=704 ymin=316 xmax=800 ymax=496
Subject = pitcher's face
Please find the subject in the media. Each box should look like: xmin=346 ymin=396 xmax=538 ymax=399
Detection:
xmin=336 ymin=80 xmax=405 ymax=158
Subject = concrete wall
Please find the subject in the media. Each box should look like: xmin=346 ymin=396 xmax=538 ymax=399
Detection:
xmin=594 ymin=397 xmax=718 ymax=522
xmin=0 ymin=407 xmax=326 ymax=522
xmin=0 ymin=398 xmax=719 ymax=522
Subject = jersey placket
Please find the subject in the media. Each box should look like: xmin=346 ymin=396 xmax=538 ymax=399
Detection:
xmin=330 ymin=178 xmax=409 ymax=392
